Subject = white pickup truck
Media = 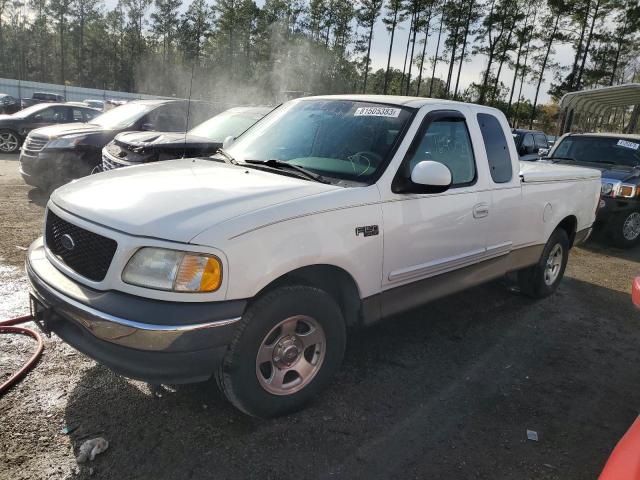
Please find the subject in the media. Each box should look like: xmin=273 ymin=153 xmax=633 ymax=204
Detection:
xmin=27 ymin=95 xmax=601 ymax=417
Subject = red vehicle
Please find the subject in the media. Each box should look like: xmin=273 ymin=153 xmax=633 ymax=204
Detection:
xmin=598 ymin=278 xmax=640 ymax=479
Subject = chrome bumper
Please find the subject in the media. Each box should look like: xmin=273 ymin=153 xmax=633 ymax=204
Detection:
xmin=27 ymin=238 xmax=243 ymax=353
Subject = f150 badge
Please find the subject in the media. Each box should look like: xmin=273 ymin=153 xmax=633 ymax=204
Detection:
xmin=355 ymin=225 xmax=379 ymax=237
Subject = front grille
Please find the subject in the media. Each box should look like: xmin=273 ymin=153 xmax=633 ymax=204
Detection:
xmin=101 ymin=151 xmax=124 ymax=171
xmin=22 ymin=135 xmax=48 ymax=155
xmin=45 ymin=210 xmax=117 ymax=282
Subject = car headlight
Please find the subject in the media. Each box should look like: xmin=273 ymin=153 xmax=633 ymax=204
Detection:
xmin=122 ymin=247 xmax=222 ymax=292
xmin=619 ymin=184 xmax=636 ymax=198
xmin=46 ymin=135 xmax=86 ymax=149
xmin=601 ymin=182 xmax=613 ymax=196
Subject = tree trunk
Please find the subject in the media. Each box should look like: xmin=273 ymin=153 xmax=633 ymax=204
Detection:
xmin=569 ymin=0 xmax=590 ymax=90
xmin=405 ymin=11 xmax=421 ymax=95
xmin=416 ymin=9 xmax=432 ymax=95
xmin=491 ymin=10 xmax=518 ymax=101
xmin=383 ymin=8 xmax=399 ymax=94
xmin=454 ymin=0 xmax=473 ymax=99
xmin=429 ymin=11 xmax=444 ymax=97
xmin=506 ymin=8 xmax=533 ymax=119
xmin=401 ymin=12 xmax=415 ymax=92
xmin=363 ymin=21 xmax=375 ymax=93
xmin=530 ymin=15 xmax=559 ymax=129
xmin=575 ymin=0 xmax=601 ymax=90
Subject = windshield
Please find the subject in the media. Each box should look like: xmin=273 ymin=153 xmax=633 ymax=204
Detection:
xmin=90 ymin=102 xmax=152 ymax=129
xmin=189 ymin=109 xmax=267 ymax=141
xmin=225 ymin=99 xmax=413 ymax=183
xmin=550 ymin=136 xmax=640 ymax=167
xmin=12 ymin=103 xmax=50 ymax=118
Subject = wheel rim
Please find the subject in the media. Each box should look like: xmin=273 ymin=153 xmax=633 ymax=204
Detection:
xmin=255 ymin=315 xmax=326 ymax=396
xmin=544 ymin=243 xmax=563 ymax=286
xmin=0 ymin=132 xmax=18 ymax=152
xmin=622 ymin=212 xmax=640 ymax=241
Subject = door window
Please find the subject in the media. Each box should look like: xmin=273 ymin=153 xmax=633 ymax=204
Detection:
xmin=146 ymin=103 xmax=188 ymax=131
xmin=522 ymin=134 xmax=534 ymax=154
xmin=477 ymin=113 xmax=512 ymax=183
xmin=534 ymin=134 xmax=548 ymax=149
xmin=398 ymin=113 xmax=476 ymax=188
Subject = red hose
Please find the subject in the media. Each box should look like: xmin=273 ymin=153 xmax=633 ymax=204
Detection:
xmin=0 ymin=314 xmax=44 ymax=395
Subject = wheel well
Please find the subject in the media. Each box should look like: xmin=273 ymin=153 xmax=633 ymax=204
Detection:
xmin=556 ymin=215 xmax=577 ymax=246
xmin=255 ymin=265 xmax=362 ymax=327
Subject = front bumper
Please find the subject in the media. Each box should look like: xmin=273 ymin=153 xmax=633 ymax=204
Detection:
xmin=26 ymin=238 xmax=246 ymax=384
xmin=595 ymin=197 xmax=638 ymax=225
xmin=19 ymin=149 xmax=98 ymax=189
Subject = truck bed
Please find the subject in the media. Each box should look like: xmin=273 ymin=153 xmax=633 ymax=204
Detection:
xmin=519 ymin=161 xmax=600 ymax=183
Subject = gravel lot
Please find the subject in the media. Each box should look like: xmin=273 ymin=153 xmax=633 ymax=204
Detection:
xmin=1 ymin=152 xmax=639 ymax=479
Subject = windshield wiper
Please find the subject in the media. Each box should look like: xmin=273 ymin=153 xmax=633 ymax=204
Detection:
xmin=547 ymin=156 xmax=576 ymax=163
xmin=215 ymin=148 xmax=239 ymax=165
xmin=244 ymin=159 xmax=330 ymax=184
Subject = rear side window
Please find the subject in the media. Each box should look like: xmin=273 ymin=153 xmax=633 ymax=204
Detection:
xmin=534 ymin=134 xmax=548 ymax=149
xmin=477 ymin=113 xmax=512 ymax=183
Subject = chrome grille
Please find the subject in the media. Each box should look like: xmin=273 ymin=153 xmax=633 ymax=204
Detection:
xmin=101 ymin=151 xmax=124 ymax=171
xmin=22 ymin=135 xmax=48 ymax=155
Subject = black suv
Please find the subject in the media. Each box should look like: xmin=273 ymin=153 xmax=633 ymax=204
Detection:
xmin=0 ymin=103 xmax=100 ymax=154
xmin=545 ymin=133 xmax=640 ymax=248
xmin=19 ymin=99 xmax=221 ymax=190
xmin=512 ymin=129 xmax=549 ymax=161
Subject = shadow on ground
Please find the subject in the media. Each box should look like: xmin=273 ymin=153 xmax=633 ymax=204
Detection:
xmin=63 ymin=278 xmax=640 ymax=480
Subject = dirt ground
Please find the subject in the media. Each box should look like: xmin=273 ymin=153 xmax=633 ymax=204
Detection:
xmin=1 ymin=152 xmax=640 ymax=479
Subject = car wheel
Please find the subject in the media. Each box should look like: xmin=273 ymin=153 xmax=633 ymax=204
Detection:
xmin=517 ymin=228 xmax=570 ymax=299
xmin=609 ymin=211 xmax=640 ymax=249
xmin=0 ymin=129 xmax=21 ymax=153
xmin=216 ymin=285 xmax=346 ymax=418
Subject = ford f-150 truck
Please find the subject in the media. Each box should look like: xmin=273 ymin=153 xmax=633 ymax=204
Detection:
xmin=26 ymin=95 xmax=601 ymax=418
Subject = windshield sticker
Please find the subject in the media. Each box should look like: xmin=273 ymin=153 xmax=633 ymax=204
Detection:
xmin=617 ymin=139 xmax=640 ymax=150
xmin=354 ymin=107 xmax=401 ymax=118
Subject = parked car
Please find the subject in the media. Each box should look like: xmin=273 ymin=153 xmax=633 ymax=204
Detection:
xmin=545 ymin=133 xmax=640 ymax=248
xmin=0 ymin=94 xmax=20 ymax=114
xmin=19 ymin=99 xmax=221 ymax=190
xmin=26 ymin=95 xmax=600 ymax=417
xmin=0 ymin=103 xmax=99 ymax=154
xmin=512 ymin=128 xmax=549 ymax=160
xmin=21 ymin=92 xmax=65 ymax=109
xmin=83 ymin=99 xmax=105 ymax=110
xmin=102 ymin=106 xmax=273 ymax=171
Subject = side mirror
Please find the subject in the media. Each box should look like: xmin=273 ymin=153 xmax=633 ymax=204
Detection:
xmin=410 ymin=160 xmax=452 ymax=192
xmin=141 ymin=122 xmax=154 ymax=131
xmin=538 ymin=147 xmax=549 ymax=157
xmin=222 ymin=135 xmax=235 ymax=149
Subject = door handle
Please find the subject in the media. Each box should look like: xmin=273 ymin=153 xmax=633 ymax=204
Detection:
xmin=473 ymin=203 xmax=489 ymax=218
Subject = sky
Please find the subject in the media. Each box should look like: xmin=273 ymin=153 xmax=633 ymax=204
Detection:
xmin=104 ymin=0 xmax=575 ymax=103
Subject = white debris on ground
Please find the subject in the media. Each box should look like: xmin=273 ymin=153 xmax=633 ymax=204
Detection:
xmin=0 ymin=261 xmax=29 ymax=319
xmin=76 ymin=437 xmax=110 ymax=463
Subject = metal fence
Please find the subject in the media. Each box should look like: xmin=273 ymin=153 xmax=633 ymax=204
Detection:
xmin=0 ymin=78 xmax=172 ymax=103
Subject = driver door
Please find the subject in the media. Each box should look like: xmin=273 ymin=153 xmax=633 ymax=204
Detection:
xmin=379 ymin=108 xmax=491 ymax=316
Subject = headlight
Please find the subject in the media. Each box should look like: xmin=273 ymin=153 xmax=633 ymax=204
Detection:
xmin=619 ymin=184 xmax=636 ymax=198
xmin=46 ymin=135 xmax=86 ymax=149
xmin=601 ymin=182 xmax=613 ymax=196
xmin=122 ymin=248 xmax=222 ymax=292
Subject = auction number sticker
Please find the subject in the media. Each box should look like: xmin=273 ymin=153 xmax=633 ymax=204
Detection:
xmin=354 ymin=107 xmax=401 ymax=118
xmin=617 ymin=139 xmax=640 ymax=150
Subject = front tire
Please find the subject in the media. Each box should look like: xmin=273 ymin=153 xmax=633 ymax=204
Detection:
xmin=609 ymin=210 xmax=640 ymax=249
xmin=217 ymin=285 xmax=346 ymax=418
xmin=518 ymin=228 xmax=570 ymax=299
xmin=0 ymin=129 xmax=21 ymax=153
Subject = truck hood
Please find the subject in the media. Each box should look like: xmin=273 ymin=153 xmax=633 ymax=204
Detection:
xmin=33 ymin=122 xmax=107 ymax=139
xmin=50 ymin=158 xmax=339 ymax=243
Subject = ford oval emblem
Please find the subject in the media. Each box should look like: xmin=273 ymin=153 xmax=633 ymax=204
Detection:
xmin=60 ymin=234 xmax=75 ymax=251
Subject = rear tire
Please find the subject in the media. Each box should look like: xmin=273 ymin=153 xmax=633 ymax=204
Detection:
xmin=608 ymin=210 xmax=640 ymax=249
xmin=518 ymin=228 xmax=569 ymax=299
xmin=217 ymin=285 xmax=346 ymax=418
